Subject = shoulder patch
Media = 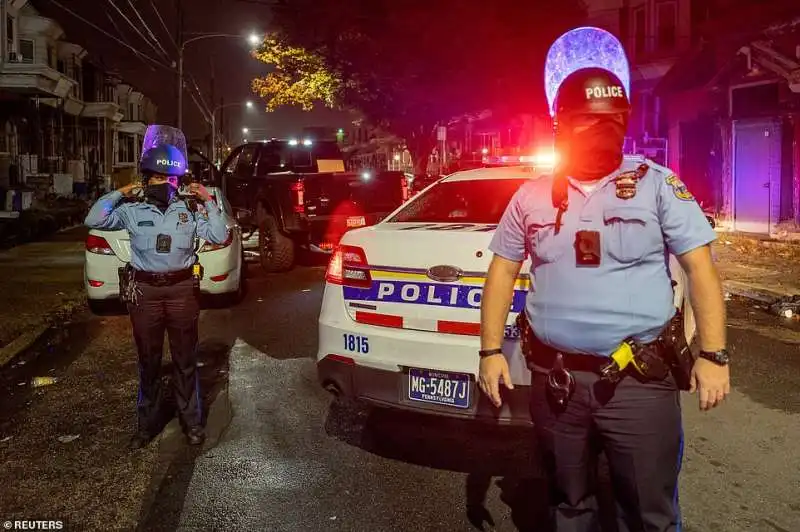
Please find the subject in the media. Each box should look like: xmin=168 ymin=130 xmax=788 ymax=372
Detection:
xmin=665 ymin=174 xmax=695 ymax=201
xmin=178 ymin=212 xmax=189 ymax=224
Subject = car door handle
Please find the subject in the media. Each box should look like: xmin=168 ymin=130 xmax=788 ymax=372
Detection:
xmin=763 ymin=182 xmax=770 ymax=188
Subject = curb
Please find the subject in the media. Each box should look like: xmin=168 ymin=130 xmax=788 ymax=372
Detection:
xmin=0 ymin=324 xmax=51 ymax=368
xmin=722 ymin=281 xmax=792 ymax=304
xmin=0 ymin=296 xmax=87 ymax=370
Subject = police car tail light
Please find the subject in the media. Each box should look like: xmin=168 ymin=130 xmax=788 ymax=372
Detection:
xmin=86 ymin=234 xmax=115 ymax=255
xmin=291 ymin=182 xmax=305 ymax=213
xmin=199 ymin=231 xmax=233 ymax=252
xmin=325 ymin=245 xmax=371 ymax=288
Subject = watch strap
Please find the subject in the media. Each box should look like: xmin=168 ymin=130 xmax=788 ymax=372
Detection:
xmin=479 ymin=348 xmax=503 ymax=358
xmin=699 ymin=349 xmax=729 ymax=365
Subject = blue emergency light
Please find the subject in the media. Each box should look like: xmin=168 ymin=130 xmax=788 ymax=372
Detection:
xmin=544 ymin=26 xmax=631 ymax=117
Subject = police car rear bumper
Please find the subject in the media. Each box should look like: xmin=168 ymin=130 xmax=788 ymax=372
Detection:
xmin=317 ymin=355 xmax=533 ymax=426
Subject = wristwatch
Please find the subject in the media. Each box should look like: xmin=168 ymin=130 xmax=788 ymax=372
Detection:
xmin=699 ymin=349 xmax=730 ymax=366
xmin=479 ymin=348 xmax=503 ymax=358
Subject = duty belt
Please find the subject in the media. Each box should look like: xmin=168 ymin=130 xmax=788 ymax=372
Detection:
xmin=133 ymin=268 xmax=193 ymax=286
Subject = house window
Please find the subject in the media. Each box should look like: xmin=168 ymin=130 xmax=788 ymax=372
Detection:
xmin=633 ymin=6 xmax=646 ymax=57
xmin=19 ymin=39 xmax=34 ymax=63
xmin=6 ymin=16 xmax=13 ymax=54
xmin=47 ymin=45 xmax=55 ymax=68
xmin=656 ymin=1 xmax=678 ymax=51
xmin=129 ymin=103 xmax=135 ymax=121
xmin=118 ymin=134 xmax=136 ymax=164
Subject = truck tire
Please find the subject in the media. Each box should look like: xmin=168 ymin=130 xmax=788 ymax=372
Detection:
xmin=258 ymin=212 xmax=295 ymax=272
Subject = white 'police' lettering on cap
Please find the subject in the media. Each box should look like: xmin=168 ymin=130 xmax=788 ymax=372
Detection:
xmin=584 ymin=86 xmax=625 ymax=99
xmin=156 ymin=159 xmax=182 ymax=167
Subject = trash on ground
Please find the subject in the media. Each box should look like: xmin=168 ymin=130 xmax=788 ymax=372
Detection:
xmin=31 ymin=376 xmax=58 ymax=387
xmin=769 ymin=295 xmax=800 ymax=319
xmin=57 ymin=434 xmax=79 ymax=443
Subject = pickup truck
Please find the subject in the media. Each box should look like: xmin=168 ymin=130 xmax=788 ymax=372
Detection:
xmin=220 ymin=139 xmax=408 ymax=272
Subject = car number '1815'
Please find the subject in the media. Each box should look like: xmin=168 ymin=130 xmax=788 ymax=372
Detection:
xmin=343 ymin=334 xmax=369 ymax=354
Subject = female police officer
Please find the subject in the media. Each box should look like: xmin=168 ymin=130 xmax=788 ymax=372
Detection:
xmin=478 ymin=66 xmax=730 ymax=531
xmin=85 ymin=126 xmax=228 ymax=449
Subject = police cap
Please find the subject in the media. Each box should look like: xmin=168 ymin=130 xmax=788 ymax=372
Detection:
xmin=554 ymin=67 xmax=630 ymax=118
xmin=140 ymin=144 xmax=187 ymax=177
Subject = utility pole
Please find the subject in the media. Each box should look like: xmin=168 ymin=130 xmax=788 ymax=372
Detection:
xmin=210 ymin=58 xmax=217 ymax=164
xmin=176 ymin=0 xmax=184 ymax=129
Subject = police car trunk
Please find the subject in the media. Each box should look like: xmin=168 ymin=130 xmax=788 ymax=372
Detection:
xmin=317 ymin=167 xmax=538 ymax=425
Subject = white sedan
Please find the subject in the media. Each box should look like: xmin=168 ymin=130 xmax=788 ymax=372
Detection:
xmin=84 ymin=186 xmax=245 ymax=312
xmin=317 ymin=160 xmax=695 ymax=426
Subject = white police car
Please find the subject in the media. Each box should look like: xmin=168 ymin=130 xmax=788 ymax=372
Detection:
xmin=84 ymin=186 xmax=245 ymax=312
xmin=317 ymin=162 xmax=695 ymax=425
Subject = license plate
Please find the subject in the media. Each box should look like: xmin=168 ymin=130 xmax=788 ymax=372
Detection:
xmin=346 ymin=216 xmax=366 ymax=228
xmin=407 ymin=368 xmax=470 ymax=409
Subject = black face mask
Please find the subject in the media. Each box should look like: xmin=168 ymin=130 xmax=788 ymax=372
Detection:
xmin=144 ymin=183 xmax=174 ymax=208
xmin=558 ymin=117 xmax=627 ymax=180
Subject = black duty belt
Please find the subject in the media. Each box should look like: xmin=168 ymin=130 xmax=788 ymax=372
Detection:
xmin=133 ymin=268 xmax=193 ymax=286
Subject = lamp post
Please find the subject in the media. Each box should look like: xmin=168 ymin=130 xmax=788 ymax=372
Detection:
xmin=178 ymin=32 xmax=262 ymax=130
xmin=210 ymin=100 xmax=254 ymax=165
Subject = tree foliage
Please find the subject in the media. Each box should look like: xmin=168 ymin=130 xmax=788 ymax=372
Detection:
xmin=252 ymin=0 xmax=586 ymax=170
xmin=251 ymin=35 xmax=343 ymax=112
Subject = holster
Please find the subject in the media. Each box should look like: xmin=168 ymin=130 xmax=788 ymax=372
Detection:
xmin=661 ymin=309 xmax=695 ymax=391
xmin=118 ymin=264 xmax=135 ymax=304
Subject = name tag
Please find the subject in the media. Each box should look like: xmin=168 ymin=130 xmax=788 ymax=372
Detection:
xmin=138 ymin=221 xmax=154 ymax=227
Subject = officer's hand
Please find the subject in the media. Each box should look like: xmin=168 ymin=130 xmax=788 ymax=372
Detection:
xmin=478 ymin=353 xmax=514 ymax=408
xmin=690 ymin=358 xmax=730 ymax=411
xmin=188 ymin=182 xmax=211 ymax=202
xmin=118 ymin=183 xmax=141 ymax=197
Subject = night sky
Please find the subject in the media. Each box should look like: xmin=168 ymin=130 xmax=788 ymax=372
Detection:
xmin=33 ymin=0 xmax=350 ymax=143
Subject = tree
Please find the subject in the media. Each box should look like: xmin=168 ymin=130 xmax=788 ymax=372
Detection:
xmin=252 ymin=0 xmax=586 ymax=173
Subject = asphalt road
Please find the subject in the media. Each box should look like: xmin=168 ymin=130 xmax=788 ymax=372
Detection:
xmin=0 ymin=263 xmax=799 ymax=532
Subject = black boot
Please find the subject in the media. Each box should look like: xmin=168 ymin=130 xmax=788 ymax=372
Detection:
xmin=185 ymin=426 xmax=205 ymax=446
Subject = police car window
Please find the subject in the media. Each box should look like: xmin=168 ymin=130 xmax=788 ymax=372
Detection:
xmin=388 ymin=179 xmax=524 ymax=224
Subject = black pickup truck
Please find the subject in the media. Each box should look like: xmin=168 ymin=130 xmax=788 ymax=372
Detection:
xmin=220 ymin=139 xmax=408 ymax=272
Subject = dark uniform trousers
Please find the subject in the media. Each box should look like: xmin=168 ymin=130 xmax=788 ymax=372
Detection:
xmin=530 ymin=367 xmax=683 ymax=532
xmin=128 ymin=278 xmax=201 ymax=434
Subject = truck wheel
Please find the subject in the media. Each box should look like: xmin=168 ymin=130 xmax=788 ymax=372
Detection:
xmin=258 ymin=213 xmax=295 ymax=272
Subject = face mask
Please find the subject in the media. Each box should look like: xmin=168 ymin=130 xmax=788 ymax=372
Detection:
xmin=557 ymin=117 xmax=627 ymax=180
xmin=144 ymin=183 xmax=174 ymax=207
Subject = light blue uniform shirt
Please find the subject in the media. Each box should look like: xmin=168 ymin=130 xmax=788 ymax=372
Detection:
xmin=489 ymin=158 xmax=717 ymax=357
xmin=85 ymin=191 xmax=229 ymax=273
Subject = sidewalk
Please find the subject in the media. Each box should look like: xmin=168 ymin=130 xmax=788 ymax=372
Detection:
xmin=0 ymin=227 xmax=88 ymax=366
xmin=712 ymin=233 xmax=800 ymax=303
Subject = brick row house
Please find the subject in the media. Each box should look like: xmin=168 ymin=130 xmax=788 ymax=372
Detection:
xmin=0 ymin=0 xmax=157 ymax=207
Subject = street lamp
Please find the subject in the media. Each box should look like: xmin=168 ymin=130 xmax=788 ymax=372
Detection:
xmin=177 ymin=32 xmax=262 ymax=129
xmin=242 ymin=127 xmax=249 ymax=134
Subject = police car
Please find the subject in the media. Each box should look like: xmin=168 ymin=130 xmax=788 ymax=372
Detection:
xmin=317 ymin=160 xmax=695 ymax=425
xmin=84 ymin=186 xmax=245 ymax=312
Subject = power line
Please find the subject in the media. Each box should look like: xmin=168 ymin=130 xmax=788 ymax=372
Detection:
xmin=103 ymin=7 xmax=157 ymax=72
xmin=106 ymin=0 xmax=170 ymax=62
xmin=126 ymin=0 xmax=171 ymax=59
xmin=48 ymin=0 xmax=173 ymax=71
xmin=150 ymin=0 xmax=178 ymax=51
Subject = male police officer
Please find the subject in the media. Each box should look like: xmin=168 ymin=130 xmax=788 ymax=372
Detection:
xmin=85 ymin=128 xmax=228 ymax=449
xmin=478 ymin=68 xmax=731 ymax=531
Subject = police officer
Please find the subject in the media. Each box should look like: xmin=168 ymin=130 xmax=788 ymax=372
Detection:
xmin=478 ymin=67 xmax=731 ymax=531
xmin=85 ymin=131 xmax=228 ymax=450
